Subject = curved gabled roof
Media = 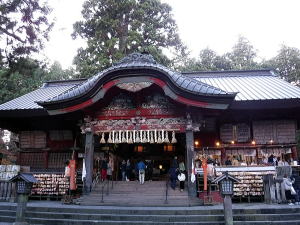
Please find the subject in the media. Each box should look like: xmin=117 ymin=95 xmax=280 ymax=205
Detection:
xmin=38 ymin=53 xmax=235 ymax=105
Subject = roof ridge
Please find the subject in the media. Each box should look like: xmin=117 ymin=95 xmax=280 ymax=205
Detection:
xmin=182 ymin=69 xmax=276 ymax=77
xmin=42 ymin=78 xmax=87 ymax=88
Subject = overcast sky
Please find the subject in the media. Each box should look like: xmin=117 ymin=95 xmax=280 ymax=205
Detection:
xmin=44 ymin=0 xmax=300 ymax=69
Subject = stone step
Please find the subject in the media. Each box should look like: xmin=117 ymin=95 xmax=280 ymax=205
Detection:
xmin=2 ymin=204 xmax=300 ymax=225
xmin=0 ymin=210 xmax=224 ymax=222
xmin=0 ymin=205 xmax=224 ymax=215
xmin=2 ymin=213 xmax=300 ymax=225
xmin=90 ymin=189 xmax=187 ymax=193
xmin=83 ymin=180 xmax=191 ymax=206
xmin=0 ymin=216 xmax=226 ymax=225
xmin=234 ymin=221 xmax=300 ymax=225
xmin=3 ymin=204 xmax=300 ymax=215
xmin=90 ymin=192 xmax=188 ymax=197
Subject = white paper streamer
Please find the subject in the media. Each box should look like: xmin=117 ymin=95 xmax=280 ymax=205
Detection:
xmin=171 ymin=131 xmax=177 ymax=143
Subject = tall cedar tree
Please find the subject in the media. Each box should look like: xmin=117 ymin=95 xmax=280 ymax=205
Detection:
xmin=0 ymin=0 xmax=53 ymax=67
xmin=72 ymin=0 xmax=186 ymax=78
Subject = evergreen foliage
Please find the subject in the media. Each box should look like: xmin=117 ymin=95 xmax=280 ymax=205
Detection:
xmin=0 ymin=0 xmax=53 ymax=66
xmin=72 ymin=0 xmax=186 ymax=78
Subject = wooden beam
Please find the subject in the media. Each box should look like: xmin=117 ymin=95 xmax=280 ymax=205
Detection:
xmin=185 ymin=129 xmax=197 ymax=197
xmin=84 ymin=132 xmax=94 ymax=193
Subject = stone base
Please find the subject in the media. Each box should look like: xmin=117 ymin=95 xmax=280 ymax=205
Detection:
xmin=13 ymin=222 xmax=29 ymax=225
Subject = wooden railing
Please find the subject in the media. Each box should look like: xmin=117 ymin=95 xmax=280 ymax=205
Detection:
xmin=0 ymin=181 xmax=16 ymax=202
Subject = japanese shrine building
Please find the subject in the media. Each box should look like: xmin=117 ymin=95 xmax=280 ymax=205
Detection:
xmin=1 ymin=53 xmax=300 ymax=197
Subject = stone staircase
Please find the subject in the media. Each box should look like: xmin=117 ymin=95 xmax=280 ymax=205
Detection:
xmin=78 ymin=180 xmax=200 ymax=206
xmin=1 ymin=203 xmax=300 ymax=225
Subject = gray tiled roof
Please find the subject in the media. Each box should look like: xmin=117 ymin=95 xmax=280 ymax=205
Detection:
xmin=0 ymin=80 xmax=83 ymax=111
xmin=186 ymin=70 xmax=300 ymax=101
xmin=9 ymin=173 xmax=38 ymax=183
xmin=1 ymin=68 xmax=300 ymax=112
xmin=41 ymin=53 xmax=233 ymax=104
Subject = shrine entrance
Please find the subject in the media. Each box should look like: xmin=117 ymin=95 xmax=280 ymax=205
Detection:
xmin=37 ymin=53 xmax=236 ymax=199
xmin=86 ymin=85 xmax=190 ymax=181
xmin=112 ymin=133 xmax=186 ymax=181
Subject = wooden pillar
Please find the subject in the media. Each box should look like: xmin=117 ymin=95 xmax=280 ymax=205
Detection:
xmin=292 ymin=146 xmax=297 ymax=161
xmin=84 ymin=132 xmax=94 ymax=193
xmin=221 ymin=148 xmax=226 ymax=165
xmin=186 ymin=129 xmax=197 ymax=197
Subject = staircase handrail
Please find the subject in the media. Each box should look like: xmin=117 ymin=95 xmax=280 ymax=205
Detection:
xmin=165 ymin=179 xmax=169 ymax=204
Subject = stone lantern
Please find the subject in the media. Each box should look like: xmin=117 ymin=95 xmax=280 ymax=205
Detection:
xmin=213 ymin=171 xmax=239 ymax=225
xmin=9 ymin=173 xmax=38 ymax=225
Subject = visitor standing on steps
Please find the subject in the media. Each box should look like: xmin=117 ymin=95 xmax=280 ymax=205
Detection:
xmin=172 ymin=156 xmax=179 ymax=170
xmin=64 ymin=160 xmax=71 ymax=194
xmin=291 ymin=171 xmax=300 ymax=204
xmin=146 ymin=160 xmax=153 ymax=181
xmin=107 ymin=159 xmax=112 ymax=181
xmin=137 ymin=159 xmax=146 ymax=184
xmin=101 ymin=158 xmax=108 ymax=181
xmin=178 ymin=171 xmax=186 ymax=192
xmin=120 ymin=160 xmax=126 ymax=181
xmin=169 ymin=166 xmax=178 ymax=190
xmin=126 ymin=159 xmax=131 ymax=181
xmin=179 ymin=159 xmax=185 ymax=174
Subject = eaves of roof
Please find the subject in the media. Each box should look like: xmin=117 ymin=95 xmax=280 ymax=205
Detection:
xmin=184 ymin=69 xmax=300 ymax=102
xmin=38 ymin=54 xmax=236 ymax=106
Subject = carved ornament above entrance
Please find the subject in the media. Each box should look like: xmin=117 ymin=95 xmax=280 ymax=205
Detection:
xmin=116 ymin=81 xmax=153 ymax=92
xmin=97 ymin=93 xmax=181 ymax=120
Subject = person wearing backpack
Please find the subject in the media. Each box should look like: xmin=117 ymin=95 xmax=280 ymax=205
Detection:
xmin=137 ymin=159 xmax=146 ymax=184
xmin=177 ymin=171 xmax=186 ymax=192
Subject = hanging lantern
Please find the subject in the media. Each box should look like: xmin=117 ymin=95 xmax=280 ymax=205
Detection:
xmin=171 ymin=131 xmax=177 ymax=144
xmin=100 ymin=132 xmax=106 ymax=144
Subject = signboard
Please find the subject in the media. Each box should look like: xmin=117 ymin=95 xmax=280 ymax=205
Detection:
xmin=220 ymin=123 xmax=250 ymax=143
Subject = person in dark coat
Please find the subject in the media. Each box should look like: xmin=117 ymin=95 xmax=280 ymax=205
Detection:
xmin=146 ymin=160 xmax=153 ymax=181
xmin=268 ymin=154 xmax=274 ymax=165
xmin=171 ymin=156 xmax=179 ymax=169
xmin=125 ymin=159 xmax=131 ymax=181
xmin=169 ymin=166 xmax=177 ymax=190
xmin=225 ymin=157 xmax=232 ymax=166
xmin=101 ymin=158 xmax=108 ymax=181
xmin=120 ymin=160 xmax=126 ymax=181
xmin=291 ymin=172 xmax=300 ymax=204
